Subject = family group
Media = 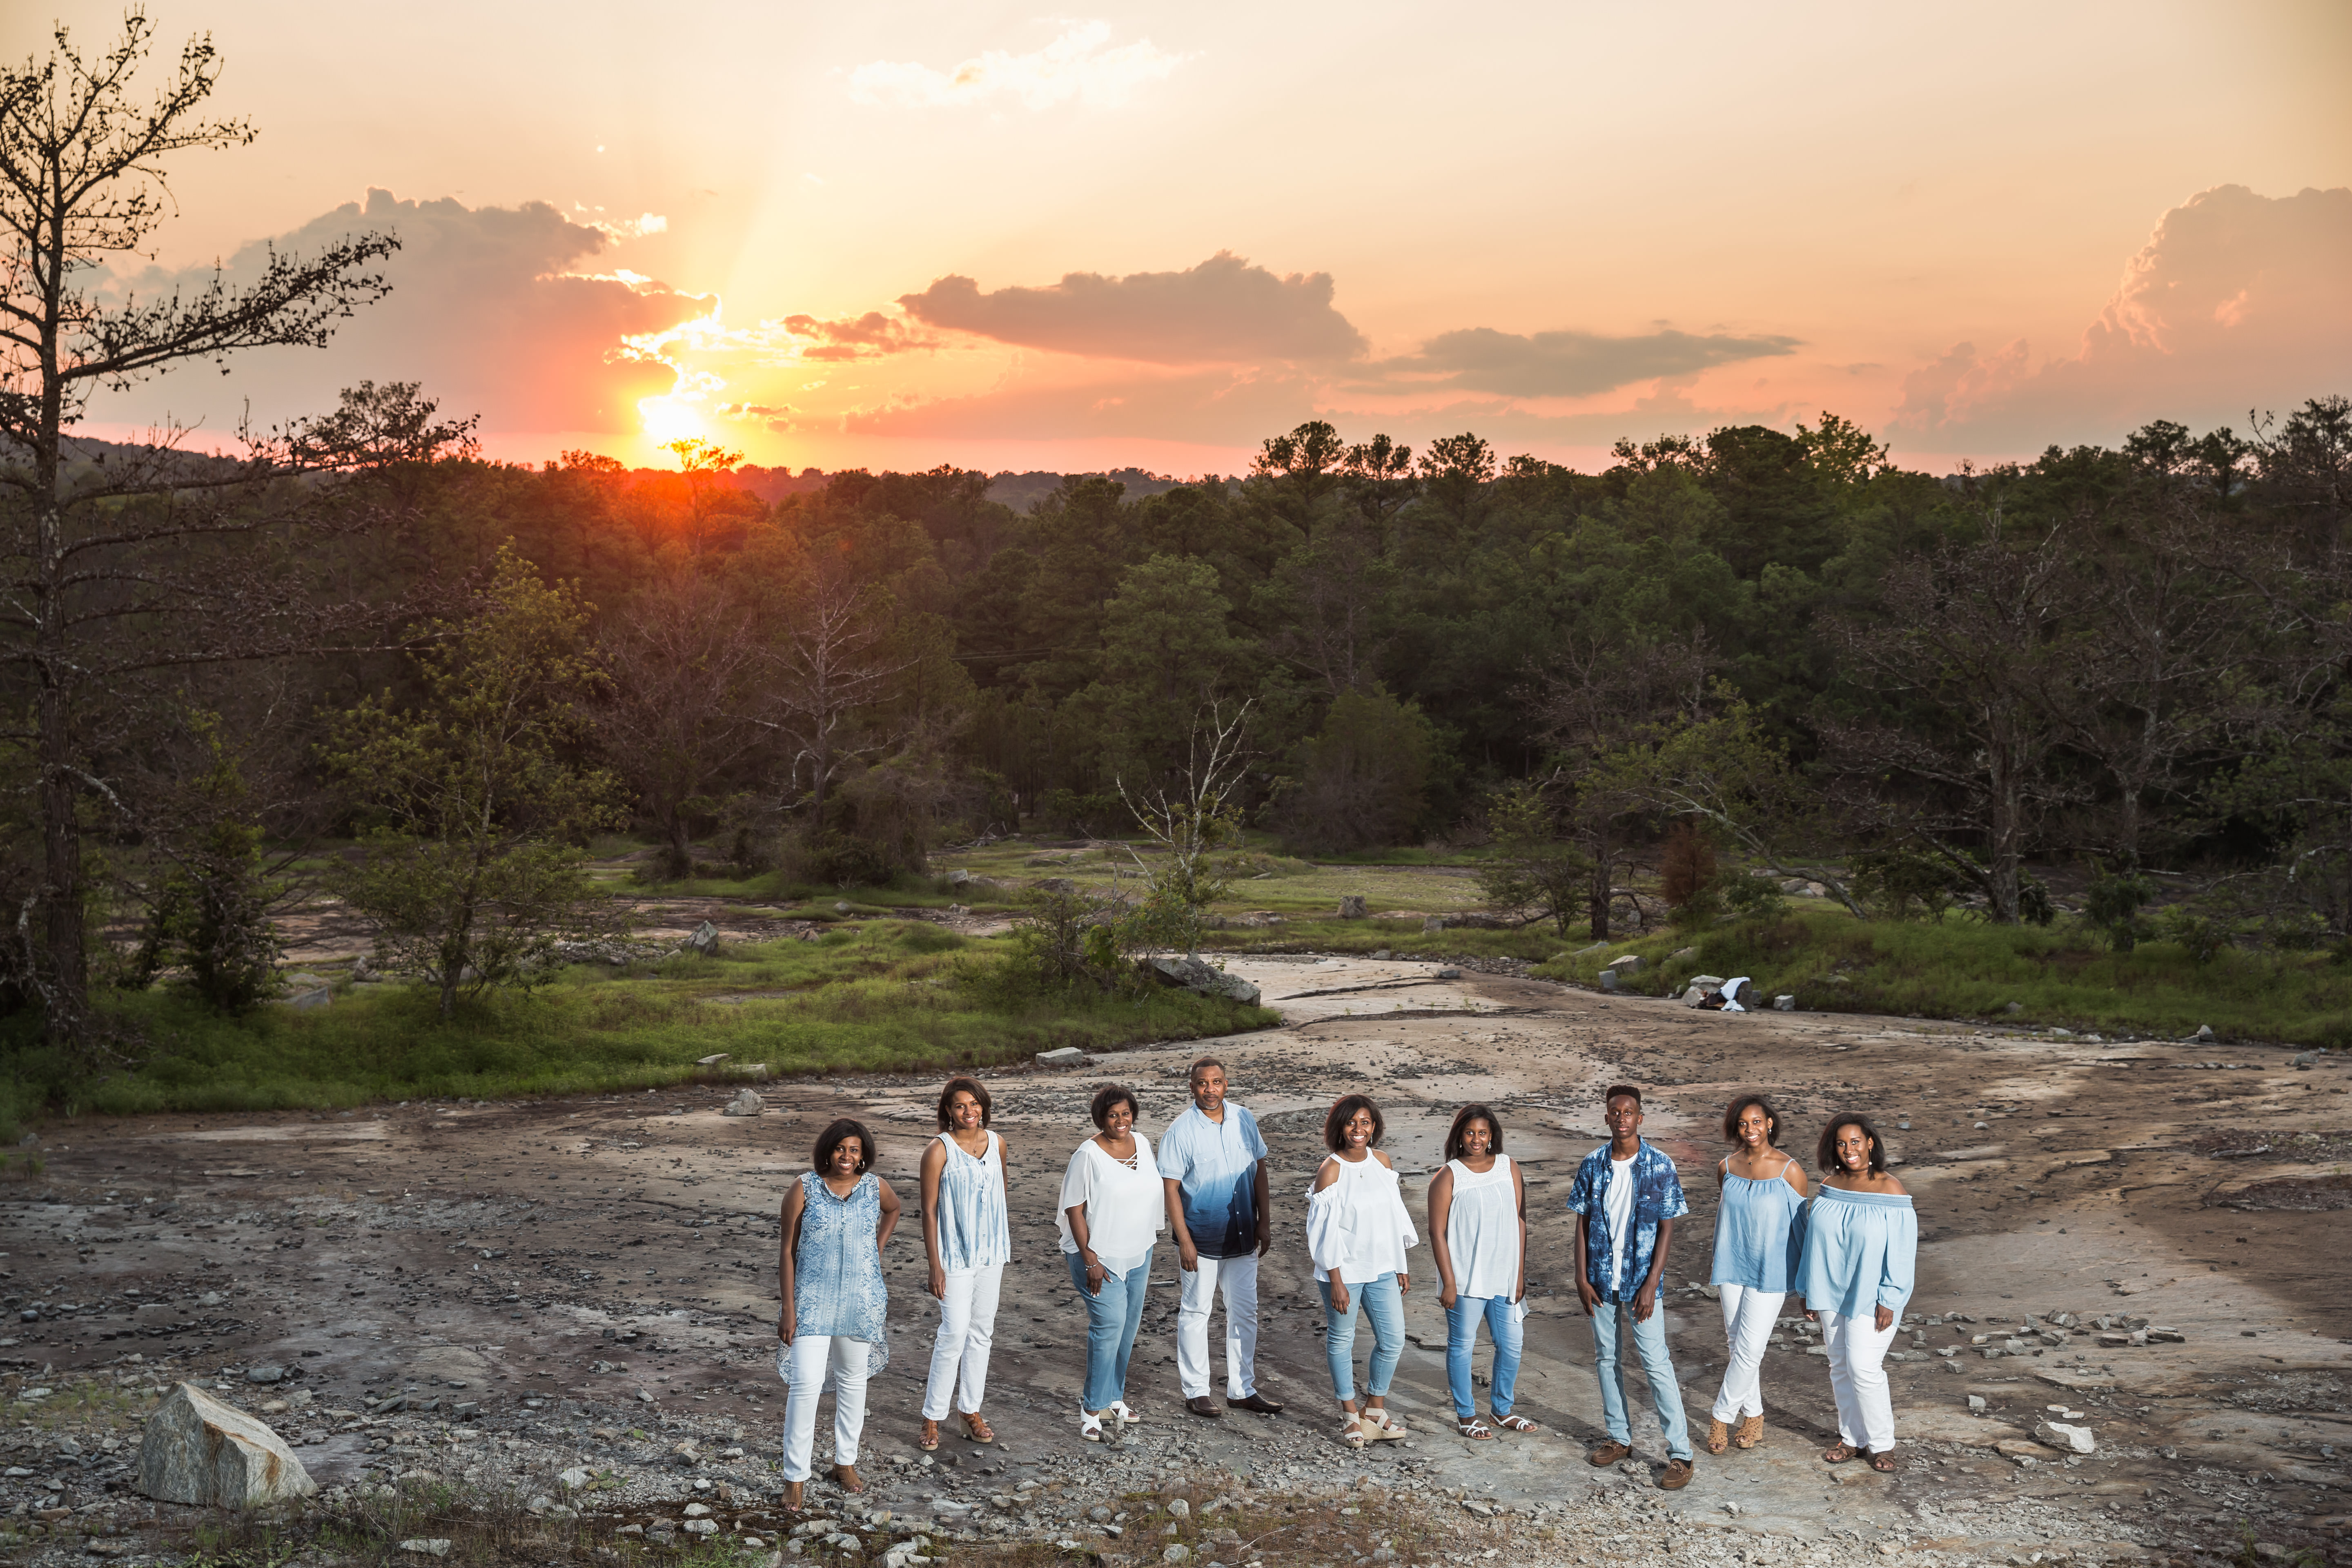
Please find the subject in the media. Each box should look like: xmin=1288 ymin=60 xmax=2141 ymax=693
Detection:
xmin=769 ymin=1061 xmax=1917 ymax=1510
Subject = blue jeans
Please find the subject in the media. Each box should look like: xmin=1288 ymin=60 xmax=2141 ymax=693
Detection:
xmin=1067 ymin=1249 xmax=1151 ymax=1412
xmin=1446 ymin=1295 xmax=1523 ymax=1420
xmin=1590 ymin=1298 xmax=1692 ymax=1459
xmin=1318 ymin=1273 xmax=1403 ymax=1404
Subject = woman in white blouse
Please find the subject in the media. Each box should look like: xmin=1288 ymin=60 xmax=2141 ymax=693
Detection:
xmin=1427 ymin=1103 xmax=1535 ymax=1441
xmin=1307 ymin=1094 xmax=1418 ymax=1450
xmin=1058 ymin=1083 xmax=1166 ymax=1443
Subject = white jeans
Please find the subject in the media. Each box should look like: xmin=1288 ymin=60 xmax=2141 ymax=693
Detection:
xmin=1177 ymin=1251 xmax=1260 ymax=1399
xmin=921 ymin=1263 xmax=1003 ymax=1421
xmin=1711 ymin=1283 xmax=1783 ymax=1421
xmin=1821 ymin=1309 xmax=1900 ymax=1453
xmin=780 ymin=1334 xmax=870 ymax=1482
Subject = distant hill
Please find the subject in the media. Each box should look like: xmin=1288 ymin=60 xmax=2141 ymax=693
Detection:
xmin=984 ymin=468 xmax=1210 ymax=513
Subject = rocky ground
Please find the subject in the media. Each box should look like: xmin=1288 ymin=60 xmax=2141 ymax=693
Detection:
xmin=3 ymin=956 xmax=2348 ymax=1567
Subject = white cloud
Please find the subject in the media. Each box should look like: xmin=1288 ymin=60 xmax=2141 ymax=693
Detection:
xmin=848 ymin=21 xmax=1190 ymax=111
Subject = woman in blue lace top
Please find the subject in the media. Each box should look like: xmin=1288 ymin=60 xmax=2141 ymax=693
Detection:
xmin=778 ymin=1118 xmax=902 ymax=1510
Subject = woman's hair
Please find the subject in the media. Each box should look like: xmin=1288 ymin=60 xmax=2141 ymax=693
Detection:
xmin=813 ymin=1118 xmax=876 ymax=1175
xmin=1089 ymin=1083 xmax=1140 ymax=1130
xmin=1324 ymin=1094 xmax=1385 ymax=1153
xmin=1445 ymin=1103 xmax=1504 ymax=1161
xmin=1721 ymin=1094 xmax=1782 ymax=1146
xmin=936 ymin=1076 xmax=992 ymax=1130
xmin=1816 ymin=1112 xmax=1887 ymax=1174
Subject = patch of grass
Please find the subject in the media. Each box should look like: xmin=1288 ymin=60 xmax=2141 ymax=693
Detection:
xmin=1536 ymin=907 xmax=2352 ymax=1046
xmin=1198 ymin=917 xmax=1577 ymax=964
xmin=6 ymin=923 xmax=1276 ymax=1117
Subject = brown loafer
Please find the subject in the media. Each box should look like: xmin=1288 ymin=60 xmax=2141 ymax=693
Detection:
xmin=1228 ymin=1392 xmax=1284 ymax=1414
xmin=1185 ymin=1395 xmax=1223 ymax=1419
xmin=1659 ymin=1457 xmax=1695 ymax=1490
xmin=1588 ymin=1441 xmax=1630 ymax=1467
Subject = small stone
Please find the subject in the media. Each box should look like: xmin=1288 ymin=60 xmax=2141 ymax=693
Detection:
xmin=1434 ymin=966 xmax=1462 ymax=979
xmin=683 ymin=1503 xmax=713 ymax=1518
xmin=1036 ymin=1045 xmax=1089 ymax=1066
xmin=695 ymin=1051 xmax=730 ymax=1067
xmin=1167 ymin=1499 xmax=1189 ymax=1520
xmin=2192 ymin=1024 xmax=2214 ymax=1042
xmin=1422 ymin=916 xmax=1446 ymax=933
xmin=722 ymin=1089 xmax=764 ymax=1117
xmin=1723 ymin=1501 xmax=1741 ymax=1516
xmin=1773 ymin=995 xmax=1796 ymax=1011
xmin=396 ymin=1541 xmax=452 ymax=1558
xmin=557 ymin=1468 xmax=591 ymax=1491
xmin=684 ymin=922 xmax=722 ymax=957
xmin=1163 ymin=1548 xmax=1191 ymax=1564
xmin=1609 ymin=953 xmax=1643 ymax=974
xmin=684 ymin=1519 xmax=719 ymax=1536
xmin=245 ymin=1365 xmax=285 ymax=1385
xmin=2035 ymin=1420 xmax=2095 ymax=1455
xmin=1968 ymin=1395 xmax=1988 ymax=1413
xmin=1339 ymin=895 xmax=1367 ymax=919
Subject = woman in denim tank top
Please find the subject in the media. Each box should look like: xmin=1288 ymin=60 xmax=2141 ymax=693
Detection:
xmin=918 ymin=1076 xmax=1012 ymax=1452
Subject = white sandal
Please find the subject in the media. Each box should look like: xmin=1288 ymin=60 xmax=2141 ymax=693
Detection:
xmin=1078 ymin=1407 xmax=1104 ymax=1443
xmin=1339 ymin=1416 xmax=1368 ymax=1450
xmin=1493 ymin=1414 xmax=1540 ymax=1433
xmin=1455 ymin=1417 xmax=1495 ymax=1441
xmin=1360 ymin=1409 xmax=1409 ymax=1441
xmin=1109 ymin=1400 xmax=1142 ymax=1425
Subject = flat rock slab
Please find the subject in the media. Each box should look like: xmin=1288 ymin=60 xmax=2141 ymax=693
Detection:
xmin=137 ymin=1382 xmax=317 ymax=1507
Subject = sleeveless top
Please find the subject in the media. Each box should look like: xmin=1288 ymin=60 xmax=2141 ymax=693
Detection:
xmin=779 ymin=1170 xmax=890 ymax=1383
xmin=1441 ymin=1155 xmax=1520 ymax=1301
xmin=1710 ymin=1153 xmax=1807 ymax=1293
xmin=932 ymin=1130 xmax=1010 ymax=1272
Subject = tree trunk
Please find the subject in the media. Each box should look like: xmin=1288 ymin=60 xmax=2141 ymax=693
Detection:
xmin=665 ymin=813 xmax=693 ymax=880
xmin=1586 ymin=827 xmax=1612 ymax=940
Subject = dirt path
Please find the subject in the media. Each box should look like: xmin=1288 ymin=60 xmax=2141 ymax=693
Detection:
xmin=6 ymin=959 xmax=2348 ymax=1565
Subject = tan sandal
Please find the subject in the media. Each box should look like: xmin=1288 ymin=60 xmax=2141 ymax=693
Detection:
xmin=1706 ymin=1417 xmax=1730 ymax=1455
xmin=1733 ymin=1414 xmax=1765 ymax=1449
xmin=918 ymin=1419 xmax=940 ymax=1452
xmin=1339 ymin=1415 xmax=1368 ymax=1450
xmin=959 ymin=1411 xmax=995 ymax=1444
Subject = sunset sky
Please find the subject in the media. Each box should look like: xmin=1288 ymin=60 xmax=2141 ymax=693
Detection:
xmin=16 ymin=0 xmax=2351 ymax=475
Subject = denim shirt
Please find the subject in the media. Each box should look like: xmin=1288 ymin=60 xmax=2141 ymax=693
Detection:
xmin=1564 ymin=1139 xmax=1690 ymax=1303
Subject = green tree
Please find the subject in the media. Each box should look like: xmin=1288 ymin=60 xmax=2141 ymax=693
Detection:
xmin=323 ymin=550 xmax=626 ymax=1016
xmin=1476 ymin=781 xmax=1590 ymax=934
xmin=1079 ymin=555 xmax=1252 ymax=788
xmin=122 ymin=712 xmax=286 ymax=1013
xmin=1274 ymin=688 xmax=1436 ymax=853
xmin=1118 ymin=701 xmax=1250 ymax=959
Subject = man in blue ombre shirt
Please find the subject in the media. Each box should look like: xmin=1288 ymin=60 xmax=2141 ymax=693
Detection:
xmin=1160 ymin=1056 xmax=1283 ymax=1418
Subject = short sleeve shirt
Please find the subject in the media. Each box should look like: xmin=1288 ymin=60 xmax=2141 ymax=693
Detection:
xmin=1564 ymin=1139 xmax=1690 ymax=1303
xmin=1157 ymin=1103 xmax=1269 ymax=1258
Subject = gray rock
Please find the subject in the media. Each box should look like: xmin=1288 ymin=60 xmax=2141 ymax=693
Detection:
xmin=1140 ymin=954 xmax=1261 ymax=1006
xmin=685 ymin=1520 xmax=720 ymax=1537
xmin=1967 ymin=1396 xmax=1988 ymax=1412
xmin=557 ymin=1467 xmax=591 ymax=1491
xmin=722 ymin=1089 xmax=765 ymax=1117
xmin=284 ymin=986 xmax=332 ymax=1012
xmin=1598 ymin=969 xmax=1620 ymax=993
xmin=1036 ymin=1046 xmax=1089 ymax=1067
xmin=1035 ymin=879 xmax=1076 ymax=895
xmin=136 ymin=1383 xmax=317 ymax=1507
xmin=949 ymin=869 xmax=972 ymax=886
xmin=2035 ymin=1420 xmax=2096 ymax=1454
xmin=1163 ymin=1548 xmax=1191 ymax=1564
xmin=2191 ymin=1024 xmax=2214 ymax=1042
xmin=1338 ymin=895 xmax=1367 ymax=919
xmin=1773 ymin=994 xmax=1796 ymax=1011
xmin=245 ymin=1365 xmax=285 ymax=1385
xmin=2292 ymin=1051 xmax=2317 ymax=1069
xmin=684 ymin=921 xmax=721 ymax=957
xmin=134 ymin=1303 xmax=179 ymax=1329
xmin=1608 ymin=953 xmax=1643 ymax=974
xmin=1371 ymin=949 xmax=1391 ymax=960
xmin=396 ymin=1542 xmax=451 ymax=1558
xmin=2004 ymin=1001 xmax=2023 ymax=1013
xmin=1421 ymin=915 xmax=1446 ymax=933
xmin=1433 ymin=966 xmax=1462 ymax=980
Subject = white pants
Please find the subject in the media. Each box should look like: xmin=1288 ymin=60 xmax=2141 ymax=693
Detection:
xmin=1821 ymin=1309 xmax=1900 ymax=1453
xmin=1711 ymin=1283 xmax=1783 ymax=1421
xmin=921 ymin=1263 xmax=1003 ymax=1421
xmin=1177 ymin=1251 xmax=1260 ymax=1399
xmin=780 ymin=1334 xmax=869 ymax=1482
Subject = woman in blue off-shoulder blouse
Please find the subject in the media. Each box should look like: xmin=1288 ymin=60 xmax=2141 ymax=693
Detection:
xmin=1795 ymin=1111 xmax=1915 ymax=1474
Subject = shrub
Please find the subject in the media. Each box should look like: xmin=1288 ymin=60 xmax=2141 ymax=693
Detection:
xmin=1849 ymin=847 xmax=1962 ymax=921
xmin=2082 ymin=865 xmax=2156 ymax=953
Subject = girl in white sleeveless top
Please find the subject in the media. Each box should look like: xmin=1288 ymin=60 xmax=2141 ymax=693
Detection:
xmin=918 ymin=1077 xmax=1012 ymax=1450
xmin=1426 ymin=1104 xmax=1536 ymax=1440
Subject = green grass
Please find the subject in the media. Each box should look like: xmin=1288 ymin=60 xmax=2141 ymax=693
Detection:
xmin=1198 ymin=915 xmax=1577 ymax=963
xmin=1537 ymin=907 xmax=2352 ymax=1046
xmin=4 ymin=922 xmax=1278 ymax=1118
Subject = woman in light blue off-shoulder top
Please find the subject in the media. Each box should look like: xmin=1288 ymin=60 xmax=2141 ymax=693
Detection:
xmin=1795 ymin=1111 xmax=1916 ymax=1474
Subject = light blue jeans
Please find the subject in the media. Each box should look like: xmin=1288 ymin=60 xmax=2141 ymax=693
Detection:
xmin=1446 ymin=1295 xmax=1524 ymax=1420
xmin=1318 ymin=1272 xmax=1404 ymax=1404
xmin=1067 ymin=1249 xmax=1151 ymax=1412
xmin=1590 ymin=1298 xmax=1692 ymax=1459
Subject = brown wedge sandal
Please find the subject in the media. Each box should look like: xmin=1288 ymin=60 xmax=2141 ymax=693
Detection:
xmin=960 ymin=1411 xmax=995 ymax=1444
xmin=1706 ymin=1418 xmax=1730 ymax=1455
xmin=1733 ymin=1414 xmax=1766 ymax=1449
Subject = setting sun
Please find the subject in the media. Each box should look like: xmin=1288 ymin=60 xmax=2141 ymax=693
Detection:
xmin=635 ymin=392 xmax=708 ymax=445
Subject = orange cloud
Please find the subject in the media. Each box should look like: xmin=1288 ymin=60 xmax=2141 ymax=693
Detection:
xmin=777 ymin=311 xmax=938 ymax=361
xmin=1891 ymin=184 xmax=2352 ymax=447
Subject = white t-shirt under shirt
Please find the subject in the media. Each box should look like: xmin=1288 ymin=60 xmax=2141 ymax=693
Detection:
xmin=1057 ymin=1134 xmax=1166 ymax=1274
xmin=1605 ymin=1154 xmax=1637 ymax=1293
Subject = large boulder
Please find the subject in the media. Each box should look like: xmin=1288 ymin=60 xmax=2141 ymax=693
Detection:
xmin=682 ymin=921 xmax=721 ymax=957
xmin=137 ymin=1383 xmax=316 ymax=1507
xmin=1140 ymin=955 xmax=1262 ymax=1007
xmin=1337 ymin=895 xmax=1367 ymax=919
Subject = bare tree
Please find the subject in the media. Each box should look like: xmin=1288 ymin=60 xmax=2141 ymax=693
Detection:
xmin=595 ymin=571 xmax=767 ymax=878
xmin=0 ymin=17 xmax=399 ymax=1044
xmin=1118 ymin=700 xmax=1251 ymax=959
xmin=762 ymin=549 xmax=918 ymax=821
xmin=1826 ymin=514 xmax=2095 ymax=922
